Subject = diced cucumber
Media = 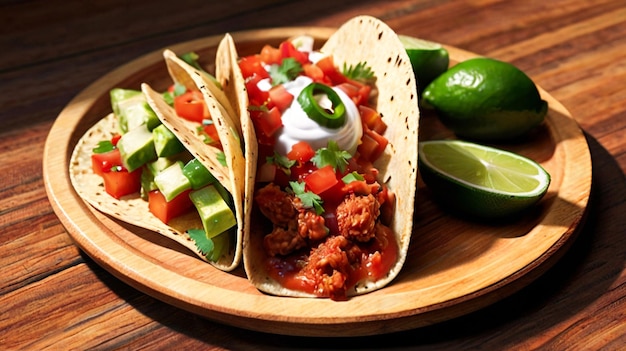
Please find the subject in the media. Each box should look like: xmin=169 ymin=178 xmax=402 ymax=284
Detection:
xmin=110 ymin=88 xmax=160 ymax=133
xmin=190 ymin=185 xmax=236 ymax=239
xmin=153 ymin=124 xmax=185 ymax=157
xmin=118 ymin=124 xmax=157 ymax=172
xmin=154 ymin=161 xmax=191 ymax=202
xmin=182 ymin=158 xmax=217 ymax=189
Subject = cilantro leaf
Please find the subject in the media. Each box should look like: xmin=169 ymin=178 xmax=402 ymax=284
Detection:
xmin=187 ymin=228 xmax=215 ymax=259
xmin=289 ymin=181 xmax=324 ymax=215
xmin=162 ymin=83 xmax=187 ymax=106
xmin=92 ymin=140 xmax=116 ymax=154
xmin=216 ymin=151 xmax=227 ymax=167
xmin=266 ymin=151 xmax=296 ymax=175
xmin=270 ymin=58 xmax=303 ymax=86
xmin=311 ymin=140 xmax=352 ymax=173
xmin=342 ymin=61 xmax=375 ymax=84
xmin=342 ymin=171 xmax=364 ymax=184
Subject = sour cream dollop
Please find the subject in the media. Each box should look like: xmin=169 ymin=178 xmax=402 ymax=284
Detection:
xmin=258 ymin=75 xmax=363 ymax=156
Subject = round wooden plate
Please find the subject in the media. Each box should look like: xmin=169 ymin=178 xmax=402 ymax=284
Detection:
xmin=43 ymin=27 xmax=591 ymax=337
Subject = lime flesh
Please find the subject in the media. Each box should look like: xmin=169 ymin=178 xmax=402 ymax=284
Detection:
xmin=418 ymin=140 xmax=551 ymax=219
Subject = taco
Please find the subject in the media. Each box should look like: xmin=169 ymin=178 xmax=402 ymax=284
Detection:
xmin=69 ymin=37 xmax=246 ymax=271
xmin=235 ymin=16 xmax=420 ymax=299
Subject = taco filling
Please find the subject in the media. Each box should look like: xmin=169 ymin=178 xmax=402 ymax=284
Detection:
xmin=71 ymin=48 xmax=243 ymax=270
xmin=241 ymin=35 xmax=402 ymax=300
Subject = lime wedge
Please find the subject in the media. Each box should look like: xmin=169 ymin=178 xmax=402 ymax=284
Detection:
xmin=398 ymin=35 xmax=449 ymax=92
xmin=418 ymin=140 xmax=551 ymax=218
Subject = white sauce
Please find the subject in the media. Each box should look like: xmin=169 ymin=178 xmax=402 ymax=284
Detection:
xmin=257 ymin=75 xmax=363 ymax=156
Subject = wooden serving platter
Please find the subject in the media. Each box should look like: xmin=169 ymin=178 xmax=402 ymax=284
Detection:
xmin=43 ymin=27 xmax=591 ymax=337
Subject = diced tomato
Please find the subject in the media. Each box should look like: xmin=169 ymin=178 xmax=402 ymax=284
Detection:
xmin=279 ymin=40 xmax=309 ymax=65
xmin=336 ymin=81 xmax=371 ymax=106
xmin=148 ymin=189 xmax=194 ymax=224
xmin=319 ymin=180 xmax=347 ymax=207
xmin=287 ymin=141 xmax=315 ymax=164
xmin=260 ymin=45 xmax=282 ymax=65
xmin=358 ymin=105 xmax=387 ymax=134
xmin=245 ymin=74 xmax=270 ymax=107
xmin=291 ymin=162 xmax=316 ymax=182
xmin=238 ymin=55 xmax=269 ymax=80
xmin=357 ymin=128 xmax=389 ymax=163
xmin=250 ymin=106 xmax=283 ymax=138
xmin=101 ymin=167 xmax=142 ymax=199
xmin=92 ymin=148 xmax=122 ymax=176
xmin=174 ymin=91 xmax=209 ymax=123
xmin=302 ymin=63 xmax=325 ymax=83
xmin=202 ymin=123 xmax=221 ymax=147
xmin=111 ymin=134 xmax=122 ymax=146
xmin=315 ymin=56 xmax=347 ymax=85
xmin=268 ymin=85 xmax=294 ymax=112
xmin=304 ymin=165 xmax=339 ymax=194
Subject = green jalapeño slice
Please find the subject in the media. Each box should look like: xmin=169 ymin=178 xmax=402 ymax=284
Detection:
xmin=298 ymin=83 xmax=346 ymax=128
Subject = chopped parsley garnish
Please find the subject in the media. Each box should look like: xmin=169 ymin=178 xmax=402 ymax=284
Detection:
xmin=93 ymin=140 xmax=116 ymax=154
xmin=311 ymin=140 xmax=352 ymax=173
xmin=289 ymin=181 xmax=324 ymax=215
xmin=270 ymin=58 xmax=303 ymax=86
xmin=342 ymin=61 xmax=375 ymax=84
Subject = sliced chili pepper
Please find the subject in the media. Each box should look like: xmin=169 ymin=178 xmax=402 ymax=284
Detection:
xmin=297 ymin=83 xmax=345 ymax=129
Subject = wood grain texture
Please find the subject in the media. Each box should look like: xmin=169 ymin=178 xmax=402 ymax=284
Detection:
xmin=1 ymin=0 xmax=624 ymax=348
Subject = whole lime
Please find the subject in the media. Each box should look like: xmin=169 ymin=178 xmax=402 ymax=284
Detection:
xmin=422 ymin=57 xmax=548 ymax=141
xmin=398 ymin=35 xmax=449 ymax=92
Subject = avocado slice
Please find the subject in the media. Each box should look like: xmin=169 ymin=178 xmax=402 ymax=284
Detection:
xmin=190 ymin=185 xmax=236 ymax=239
xmin=154 ymin=161 xmax=191 ymax=202
xmin=117 ymin=124 xmax=157 ymax=172
xmin=153 ymin=124 xmax=185 ymax=157
xmin=110 ymin=88 xmax=161 ymax=133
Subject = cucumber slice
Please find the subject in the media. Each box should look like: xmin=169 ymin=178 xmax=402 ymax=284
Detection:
xmin=117 ymin=124 xmax=157 ymax=172
xmin=190 ymin=185 xmax=236 ymax=239
xmin=182 ymin=158 xmax=217 ymax=189
xmin=153 ymin=124 xmax=185 ymax=157
xmin=153 ymin=161 xmax=191 ymax=202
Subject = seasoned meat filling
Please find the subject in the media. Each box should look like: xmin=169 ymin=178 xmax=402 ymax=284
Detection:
xmin=255 ymin=184 xmax=295 ymax=226
xmin=255 ymin=183 xmax=389 ymax=299
xmin=336 ymin=193 xmax=380 ymax=242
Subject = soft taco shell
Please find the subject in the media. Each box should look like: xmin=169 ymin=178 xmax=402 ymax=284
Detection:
xmin=242 ymin=16 xmax=419 ymax=297
xmin=69 ymin=113 xmax=239 ymax=271
xmin=140 ymin=37 xmax=250 ymax=273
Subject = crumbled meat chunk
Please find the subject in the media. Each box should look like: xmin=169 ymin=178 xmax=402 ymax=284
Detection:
xmin=263 ymin=225 xmax=306 ymax=256
xmin=255 ymin=184 xmax=296 ymax=226
xmin=298 ymin=209 xmax=329 ymax=241
xmin=304 ymin=235 xmax=352 ymax=300
xmin=335 ymin=193 xmax=380 ymax=242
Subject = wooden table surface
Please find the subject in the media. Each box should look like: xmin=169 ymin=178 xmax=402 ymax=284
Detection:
xmin=2 ymin=0 xmax=625 ymax=349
